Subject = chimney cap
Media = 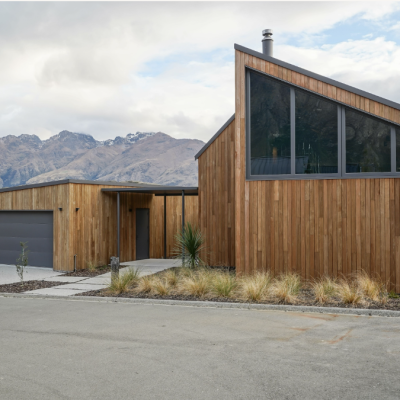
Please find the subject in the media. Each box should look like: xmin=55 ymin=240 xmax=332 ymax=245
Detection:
xmin=262 ymin=29 xmax=273 ymax=37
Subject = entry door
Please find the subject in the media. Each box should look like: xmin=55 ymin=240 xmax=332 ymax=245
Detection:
xmin=136 ymin=208 xmax=149 ymax=260
xmin=0 ymin=211 xmax=53 ymax=268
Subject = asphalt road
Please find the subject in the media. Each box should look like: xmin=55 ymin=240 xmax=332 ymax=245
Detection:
xmin=0 ymin=297 xmax=399 ymax=400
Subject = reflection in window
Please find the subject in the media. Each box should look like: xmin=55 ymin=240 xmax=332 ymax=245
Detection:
xmin=397 ymin=128 xmax=400 ymax=172
xmin=250 ymin=70 xmax=291 ymax=175
xmin=346 ymin=110 xmax=391 ymax=173
xmin=295 ymin=90 xmax=338 ymax=174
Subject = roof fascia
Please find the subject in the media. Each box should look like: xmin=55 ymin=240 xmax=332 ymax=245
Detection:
xmin=194 ymin=113 xmax=235 ymax=160
xmin=235 ymin=43 xmax=400 ymax=112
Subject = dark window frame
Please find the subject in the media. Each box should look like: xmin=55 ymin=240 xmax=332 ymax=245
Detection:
xmin=246 ymin=67 xmax=400 ymax=181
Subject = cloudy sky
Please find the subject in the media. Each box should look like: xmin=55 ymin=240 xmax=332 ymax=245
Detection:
xmin=1 ymin=1 xmax=400 ymax=143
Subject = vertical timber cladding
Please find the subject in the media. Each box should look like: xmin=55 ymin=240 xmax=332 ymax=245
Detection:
xmin=198 ymin=119 xmax=236 ymax=266
xmin=0 ymin=184 xmax=70 ymax=271
xmin=235 ymin=49 xmax=400 ymax=291
xmin=70 ymin=183 xmax=199 ymax=269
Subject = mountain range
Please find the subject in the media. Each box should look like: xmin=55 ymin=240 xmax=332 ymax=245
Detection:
xmin=0 ymin=130 xmax=204 ymax=188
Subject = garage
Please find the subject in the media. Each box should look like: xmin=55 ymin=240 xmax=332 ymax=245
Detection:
xmin=0 ymin=211 xmax=53 ymax=268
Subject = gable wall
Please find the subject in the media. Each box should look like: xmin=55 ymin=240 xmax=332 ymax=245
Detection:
xmin=198 ymin=118 xmax=235 ymax=266
xmin=235 ymin=50 xmax=400 ymax=291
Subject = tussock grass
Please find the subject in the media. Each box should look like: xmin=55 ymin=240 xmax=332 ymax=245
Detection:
xmin=355 ymin=271 xmax=385 ymax=302
xmin=136 ymin=275 xmax=154 ymax=293
xmin=211 ymin=272 xmax=237 ymax=298
xmin=151 ymin=277 xmax=171 ymax=296
xmin=270 ymin=273 xmax=301 ymax=303
xmin=237 ymin=272 xmax=271 ymax=302
xmin=163 ymin=269 xmax=179 ymax=287
xmin=179 ymin=269 xmax=211 ymax=297
xmin=336 ymin=280 xmax=363 ymax=305
xmin=311 ymin=277 xmax=338 ymax=304
xmin=87 ymin=261 xmax=97 ymax=272
xmin=108 ymin=267 xmax=140 ymax=295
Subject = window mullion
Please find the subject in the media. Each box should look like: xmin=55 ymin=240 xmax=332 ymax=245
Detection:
xmin=391 ymin=127 xmax=396 ymax=173
xmin=341 ymin=107 xmax=346 ymax=176
xmin=290 ymin=88 xmax=295 ymax=175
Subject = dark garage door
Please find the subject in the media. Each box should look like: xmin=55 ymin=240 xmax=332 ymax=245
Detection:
xmin=0 ymin=211 xmax=53 ymax=268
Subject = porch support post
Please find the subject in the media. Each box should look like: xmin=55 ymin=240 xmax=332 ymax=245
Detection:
xmin=117 ymin=191 xmax=120 ymax=259
xmin=182 ymin=190 xmax=185 ymax=263
xmin=164 ymin=194 xmax=167 ymax=259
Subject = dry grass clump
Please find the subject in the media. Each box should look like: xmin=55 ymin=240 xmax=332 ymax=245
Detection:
xmin=355 ymin=271 xmax=387 ymax=303
xmin=311 ymin=277 xmax=338 ymax=304
xmin=163 ymin=269 xmax=179 ymax=287
xmin=179 ymin=269 xmax=212 ymax=297
xmin=108 ymin=267 xmax=140 ymax=294
xmin=237 ymin=272 xmax=271 ymax=302
xmin=211 ymin=272 xmax=237 ymax=298
xmin=336 ymin=280 xmax=363 ymax=305
xmin=136 ymin=275 xmax=154 ymax=294
xmin=151 ymin=277 xmax=171 ymax=296
xmin=270 ymin=273 xmax=301 ymax=303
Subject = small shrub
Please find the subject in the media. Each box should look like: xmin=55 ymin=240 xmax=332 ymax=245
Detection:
xmin=212 ymin=272 xmax=237 ymax=298
xmin=336 ymin=280 xmax=363 ymax=305
xmin=107 ymin=267 xmax=140 ymax=295
xmin=311 ymin=277 xmax=337 ymax=304
xmin=15 ymin=242 xmax=29 ymax=284
xmin=237 ymin=272 xmax=271 ymax=302
xmin=87 ymin=261 xmax=97 ymax=272
xmin=389 ymin=290 xmax=400 ymax=299
xmin=173 ymin=222 xmax=206 ymax=268
xmin=270 ymin=273 xmax=301 ymax=303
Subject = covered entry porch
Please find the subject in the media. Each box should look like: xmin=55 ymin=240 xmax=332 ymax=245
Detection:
xmin=101 ymin=186 xmax=198 ymax=263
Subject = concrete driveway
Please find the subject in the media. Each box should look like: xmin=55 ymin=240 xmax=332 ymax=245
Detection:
xmin=0 ymin=297 xmax=399 ymax=400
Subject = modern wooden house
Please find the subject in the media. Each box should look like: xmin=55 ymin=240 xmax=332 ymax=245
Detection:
xmin=196 ymin=30 xmax=400 ymax=291
xmin=0 ymin=180 xmax=197 ymax=271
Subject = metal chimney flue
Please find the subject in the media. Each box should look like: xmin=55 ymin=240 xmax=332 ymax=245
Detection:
xmin=262 ymin=29 xmax=273 ymax=57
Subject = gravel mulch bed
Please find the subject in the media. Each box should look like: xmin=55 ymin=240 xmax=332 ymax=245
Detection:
xmin=0 ymin=280 xmax=68 ymax=293
xmin=63 ymin=266 xmax=111 ymax=277
xmin=79 ymin=287 xmax=400 ymax=311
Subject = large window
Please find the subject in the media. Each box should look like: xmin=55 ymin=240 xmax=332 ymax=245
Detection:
xmin=295 ymin=90 xmax=338 ymax=174
xmin=345 ymin=110 xmax=391 ymax=173
xmin=246 ymin=68 xmax=399 ymax=180
xmin=250 ymin=72 xmax=291 ymax=175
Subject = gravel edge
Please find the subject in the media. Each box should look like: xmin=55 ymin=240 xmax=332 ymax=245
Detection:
xmin=1 ymin=292 xmax=400 ymax=317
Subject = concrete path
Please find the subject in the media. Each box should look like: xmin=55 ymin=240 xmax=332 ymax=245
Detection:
xmin=0 ymin=264 xmax=63 ymax=284
xmin=0 ymin=297 xmax=399 ymax=400
xmin=22 ymin=259 xmax=179 ymax=296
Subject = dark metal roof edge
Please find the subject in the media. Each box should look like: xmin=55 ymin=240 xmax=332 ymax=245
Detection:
xmin=0 ymin=179 xmax=157 ymax=193
xmin=194 ymin=113 xmax=235 ymax=160
xmin=101 ymin=186 xmax=198 ymax=193
xmin=234 ymin=43 xmax=400 ymax=112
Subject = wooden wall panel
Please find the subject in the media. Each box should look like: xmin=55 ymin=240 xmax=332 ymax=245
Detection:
xmin=198 ymin=118 xmax=235 ymax=266
xmin=70 ymin=184 xmax=198 ymax=270
xmin=0 ymin=184 xmax=70 ymax=271
xmin=234 ymin=49 xmax=400 ymax=290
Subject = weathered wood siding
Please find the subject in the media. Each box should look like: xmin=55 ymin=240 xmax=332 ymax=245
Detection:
xmin=70 ymin=184 xmax=198 ymax=270
xmin=0 ymin=184 xmax=71 ymax=271
xmin=198 ymin=119 xmax=235 ymax=266
xmin=234 ymin=49 xmax=400 ymax=290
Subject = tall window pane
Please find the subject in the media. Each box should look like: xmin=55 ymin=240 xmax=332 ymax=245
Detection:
xmin=345 ymin=110 xmax=391 ymax=173
xmin=250 ymin=71 xmax=290 ymax=175
xmin=295 ymin=90 xmax=338 ymax=174
xmin=397 ymin=128 xmax=400 ymax=172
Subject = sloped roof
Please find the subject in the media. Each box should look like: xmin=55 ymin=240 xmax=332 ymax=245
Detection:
xmin=194 ymin=43 xmax=400 ymax=161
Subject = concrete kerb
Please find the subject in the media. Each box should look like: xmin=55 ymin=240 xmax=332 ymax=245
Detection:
xmin=1 ymin=292 xmax=400 ymax=317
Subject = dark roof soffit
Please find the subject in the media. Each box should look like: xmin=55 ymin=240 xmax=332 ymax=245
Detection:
xmin=194 ymin=113 xmax=235 ymax=160
xmin=101 ymin=186 xmax=198 ymax=195
xmin=0 ymin=179 xmax=158 ymax=194
xmin=234 ymin=43 xmax=400 ymax=112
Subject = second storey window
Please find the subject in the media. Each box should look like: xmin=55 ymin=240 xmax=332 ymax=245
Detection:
xmin=246 ymin=68 xmax=399 ymax=180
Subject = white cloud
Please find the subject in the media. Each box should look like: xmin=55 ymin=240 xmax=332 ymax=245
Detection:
xmin=0 ymin=2 xmax=399 ymax=142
